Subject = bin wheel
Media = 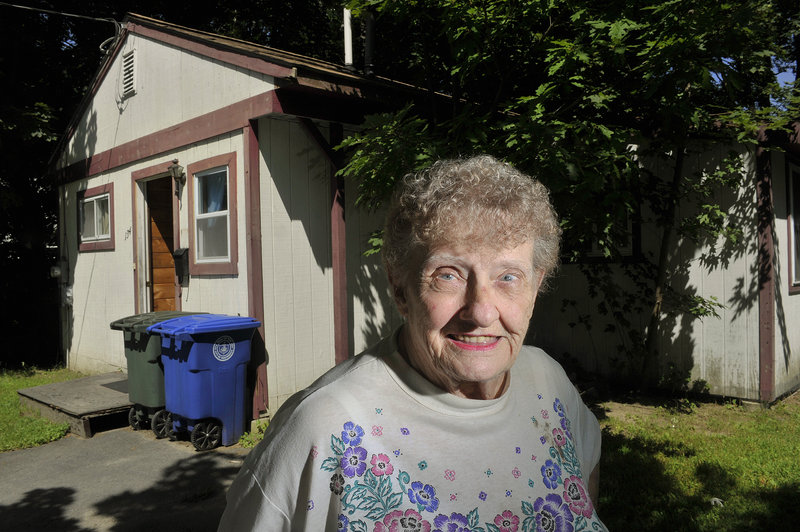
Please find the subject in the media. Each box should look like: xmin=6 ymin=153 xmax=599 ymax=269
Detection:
xmin=191 ymin=421 xmax=222 ymax=451
xmin=152 ymin=410 xmax=173 ymax=439
xmin=128 ymin=407 xmax=147 ymax=430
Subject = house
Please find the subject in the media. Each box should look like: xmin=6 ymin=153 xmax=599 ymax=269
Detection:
xmin=51 ymin=13 xmax=406 ymax=416
xmin=530 ymin=137 xmax=800 ymax=403
xmin=53 ymin=13 xmax=800 ymax=410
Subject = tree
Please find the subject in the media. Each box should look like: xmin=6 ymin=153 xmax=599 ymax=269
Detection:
xmin=339 ymin=0 xmax=800 ymax=387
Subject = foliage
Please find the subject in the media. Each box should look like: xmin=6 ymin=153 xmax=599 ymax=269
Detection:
xmin=598 ymin=391 xmax=800 ymax=530
xmin=340 ymin=0 xmax=800 ymax=385
xmin=0 ymin=366 xmax=84 ymax=451
xmin=239 ymin=418 xmax=270 ymax=448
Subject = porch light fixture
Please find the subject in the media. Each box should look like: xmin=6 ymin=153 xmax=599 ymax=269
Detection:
xmin=168 ymin=159 xmax=185 ymax=187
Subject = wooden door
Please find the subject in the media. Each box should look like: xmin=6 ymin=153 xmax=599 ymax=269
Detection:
xmin=147 ymin=177 xmax=176 ymax=311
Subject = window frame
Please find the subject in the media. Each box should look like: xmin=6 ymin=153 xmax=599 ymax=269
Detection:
xmin=787 ymin=160 xmax=800 ymax=294
xmin=78 ymin=183 xmax=115 ymax=252
xmin=187 ymin=153 xmax=238 ymax=275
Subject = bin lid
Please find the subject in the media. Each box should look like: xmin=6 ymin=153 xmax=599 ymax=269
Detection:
xmin=110 ymin=311 xmax=207 ymax=333
xmin=146 ymin=314 xmax=261 ymax=339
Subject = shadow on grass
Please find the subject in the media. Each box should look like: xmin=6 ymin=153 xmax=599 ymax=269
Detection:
xmin=599 ymin=429 xmax=800 ymax=531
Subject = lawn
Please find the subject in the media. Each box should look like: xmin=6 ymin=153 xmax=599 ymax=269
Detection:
xmin=596 ymin=391 xmax=800 ymax=531
xmin=0 ymin=366 xmax=86 ymax=452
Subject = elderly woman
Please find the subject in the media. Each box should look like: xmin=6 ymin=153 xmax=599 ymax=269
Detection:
xmin=219 ymin=155 xmax=606 ymax=531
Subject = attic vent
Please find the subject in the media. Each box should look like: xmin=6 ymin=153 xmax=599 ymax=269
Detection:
xmin=121 ymin=50 xmax=136 ymax=97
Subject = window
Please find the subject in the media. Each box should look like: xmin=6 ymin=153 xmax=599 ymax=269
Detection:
xmin=789 ymin=162 xmax=800 ymax=291
xmin=195 ymin=168 xmax=229 ymax=261
xmin=78 ymin=183 xmax=115 ymax=251
xmin=121 ymin=50 xmax=136 ymax=98
xmin=188 ymin=153 xmax=238 ymax=275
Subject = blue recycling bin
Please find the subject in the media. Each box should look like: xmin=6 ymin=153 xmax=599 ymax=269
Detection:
xmin=147 ymin=314 xmax=261 ymax=450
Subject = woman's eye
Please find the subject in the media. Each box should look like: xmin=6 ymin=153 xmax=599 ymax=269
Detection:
xmin=438 ymin=272 xmax=456 ymax=281
xmin=500 ymin=273 xmax=518 ymax=282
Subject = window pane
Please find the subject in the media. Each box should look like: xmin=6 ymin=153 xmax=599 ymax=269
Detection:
xmin=197 ymin=215 xmax=228 ymax=260
xmin=96 ymin=196 xmax=110 ymax=237
xmin=198 ymin=170 xmax=227 ymax=214
xmin=82 ymin=200 xmax=96 ymax=239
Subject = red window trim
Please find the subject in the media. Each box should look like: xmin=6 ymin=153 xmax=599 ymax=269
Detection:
xmin=187 ymin=152 xmax=238 ymax=275
xmin=78 ymin=182 xmax=115 ymax=252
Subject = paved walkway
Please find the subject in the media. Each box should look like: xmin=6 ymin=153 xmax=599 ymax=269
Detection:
xmin=0 ymin=425 xmax=250 ymax=531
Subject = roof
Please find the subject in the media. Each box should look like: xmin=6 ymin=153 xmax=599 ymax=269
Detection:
xmin=50 ymin=12 xmax=430 ymax=171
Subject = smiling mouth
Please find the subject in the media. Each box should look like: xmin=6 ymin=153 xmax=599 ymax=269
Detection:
xmin=449 ymin=334 xmax=499 ymax=344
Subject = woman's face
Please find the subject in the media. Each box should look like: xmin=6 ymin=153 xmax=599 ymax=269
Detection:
xmin=392 ymin=239 xmax=542 ymax=399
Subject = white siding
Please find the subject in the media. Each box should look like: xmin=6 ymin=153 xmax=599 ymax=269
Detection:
xmin=61 ymin=131 xmax=250 ymax=374
xmin=61 ymin=32 xmax=275 ymax=166
xmin=258 ymin=116 xmax=336 ymax=410
xmin=771 ymin=151 xmax=800 ymax=397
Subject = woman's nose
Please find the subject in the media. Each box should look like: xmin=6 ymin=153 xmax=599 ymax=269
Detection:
xmin=460 ymin=282 xmax=500 ymax=326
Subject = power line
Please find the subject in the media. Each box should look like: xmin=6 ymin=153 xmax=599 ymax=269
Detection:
xmin=0 ymin=1 xmax=120 ymax=26
xmin=0 ymin=2 xmax=124 ymax=53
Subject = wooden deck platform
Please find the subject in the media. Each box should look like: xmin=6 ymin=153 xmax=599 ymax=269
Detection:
xmin=17 ymin=373 xmax=131 ymax=438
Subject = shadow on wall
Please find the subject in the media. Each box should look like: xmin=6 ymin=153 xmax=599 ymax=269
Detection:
xmin=57 ymin=109 xmax=99 ymax=368
xmin=533 ymin=145 xmax=762 ymax=395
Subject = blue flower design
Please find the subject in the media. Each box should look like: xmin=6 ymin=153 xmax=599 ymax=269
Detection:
xmin=341 ymin=446 xmax=367 ymax=477
xmin=541 ymin=459 xmax=562 ymax=489
xmin=337 ymin=514 xmax=349 ymax=531
xmin=341 ymin=421 xmax=364 ymax=446
xmin=433 ymin=512 xmax=470 ymax=532
xmin=560 ymin=417 xmax=573 ymax=440
xmin=408 ymin=481 xmax=440 ymax=512
xmin=533 ymin=493 xmax=574 ymax=532
xmin=553 ymin=398 xmax=566 ymax=418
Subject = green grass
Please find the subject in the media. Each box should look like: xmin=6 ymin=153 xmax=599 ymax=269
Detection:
xmin=0 ymin=366 xmax=86 ymax=452
xmin=597 ymin=393 xmax=800 ymax=531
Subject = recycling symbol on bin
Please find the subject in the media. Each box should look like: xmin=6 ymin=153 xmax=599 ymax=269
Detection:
xmin=212 ymin=335 xmax=236 ymax=362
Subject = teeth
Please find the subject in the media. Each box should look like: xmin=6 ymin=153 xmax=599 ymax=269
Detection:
xmin=452 ymin=335 xmax=495 ymax=344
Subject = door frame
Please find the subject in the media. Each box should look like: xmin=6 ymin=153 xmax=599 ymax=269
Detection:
xmin=131 ymin=161 xmax=181 ymax=313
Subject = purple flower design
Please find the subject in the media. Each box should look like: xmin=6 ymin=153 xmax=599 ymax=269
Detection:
xmin=541 ymin=459 xmax=562 ymax=489
xmin=560 ymin=417 xmax=573 ymax=440
xmin=433 ymin=512 xmax=470 ymax=532
xmin=553 ymin=398 xmax=565 ymax=418
xmin=341 ymin=446 xmax=367 ymax=477
xmin=401 ymin=427 xmax=411 ymax=435
xmin=408 ymin=481 xmax=440 ymax=512
xmin=341 ymin=421 xmax=364 ymax=446
xmin=337 ymin=514 xmax=349 ymax=531
xmin=479 ymin=491 xmax=487 ymax=501
xmin=533 ymin=493 xmax=574 ymax=532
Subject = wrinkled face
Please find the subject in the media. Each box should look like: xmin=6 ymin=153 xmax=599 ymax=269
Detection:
xmin=392 ymin=239 xmax=542 ymax=399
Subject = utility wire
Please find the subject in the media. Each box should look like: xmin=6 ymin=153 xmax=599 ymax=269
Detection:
xmin=0 ymin=1 xmax=120 ymax=26
xmin=0 ymin=1 xmax=124 ymax=53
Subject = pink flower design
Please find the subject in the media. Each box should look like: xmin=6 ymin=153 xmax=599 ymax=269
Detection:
xmin=444 ymin=469 xmax=456 ymax=481
xmin=450 ymin=493 xmax=458 ymax=501
xmin=541 ymin=409 xmax=549 ymax=419
xmin=563 ymin=475 xmax=594 ymax=518
xmin=373 ymin=509 xmax=431 ymax=532
xmin=512 ymin=467 xmax=521 ymax=478
xmin=552 ymin=428 xmax=567 ymax=447
xmin=309 ymin=445 xmax=318 ymax=459
xmin=371 ymin=453 xmax=394 ymax=476
xmin=493 ymin=510 xmax=520 ymax=532
xmin=372 ymin=425 xmax=383 ymax=436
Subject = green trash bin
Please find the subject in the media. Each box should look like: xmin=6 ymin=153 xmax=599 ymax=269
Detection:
xmin=110 ymin=311 xmax=206 ymax=438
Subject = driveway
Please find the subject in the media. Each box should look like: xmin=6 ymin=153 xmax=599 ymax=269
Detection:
xmin=0 ymin=426 xmax=250 ymax=531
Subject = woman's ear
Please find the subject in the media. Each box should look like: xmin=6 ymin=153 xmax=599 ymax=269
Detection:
xmin=388 ymin=269 xmax=408 ymax=317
